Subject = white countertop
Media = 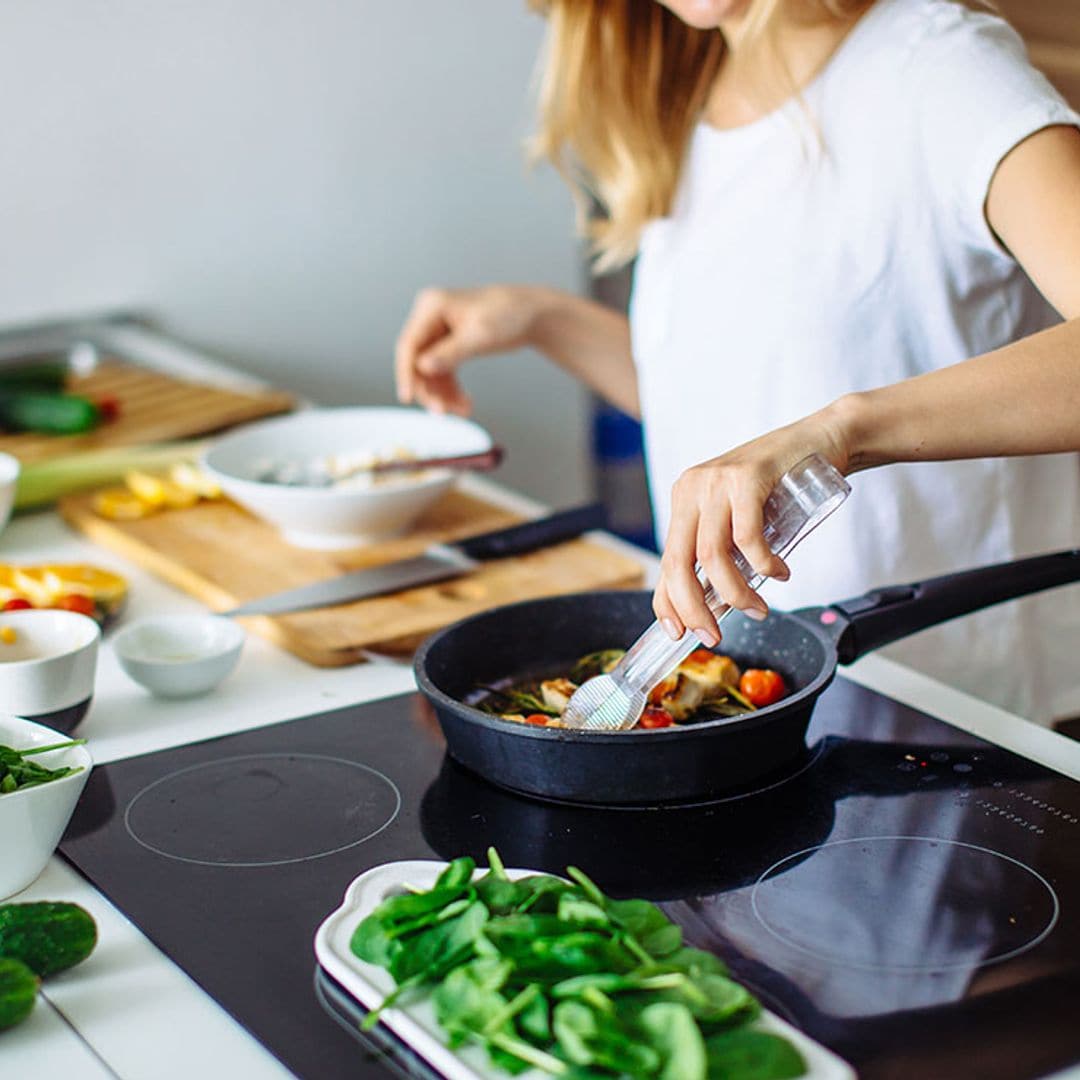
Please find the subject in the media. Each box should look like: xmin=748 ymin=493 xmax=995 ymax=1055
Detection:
xmin=4 ymin=455 xmax=1079 ymax=1077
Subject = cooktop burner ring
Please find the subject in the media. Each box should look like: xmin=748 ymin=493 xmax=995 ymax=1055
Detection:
xmin=123 ymin=753 xmax=402 ymax=868
xmin=750 ymin=835 xmax=1060 ymax=974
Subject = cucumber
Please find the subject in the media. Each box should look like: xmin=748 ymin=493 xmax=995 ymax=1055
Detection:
xmin=0 ymin=361 xmax=68 ymax=393
xmin=0 ymin=391 xmax=99 ymax=435
xmin=0 ymin=902 xmax=98 ymax=977
xmin=0 ymin=957 xmax=38 ymax=1031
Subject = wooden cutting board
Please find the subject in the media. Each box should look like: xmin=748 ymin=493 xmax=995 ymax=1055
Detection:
xmin=59 ymin=489 xmax=646 ymax=665
xmin=2 ymin=358 xmax=295 ymax=464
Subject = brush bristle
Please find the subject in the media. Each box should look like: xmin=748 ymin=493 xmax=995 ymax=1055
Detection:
xmin=562 ymin=675 xmax=644 ymax=731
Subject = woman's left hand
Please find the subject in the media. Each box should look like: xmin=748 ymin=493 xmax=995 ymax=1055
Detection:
xmin=653 ymin=407 xmax=852 ymax=644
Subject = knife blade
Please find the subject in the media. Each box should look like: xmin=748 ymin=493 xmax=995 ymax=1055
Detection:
xmin=222 ymin=503 xmax=607 ymax=617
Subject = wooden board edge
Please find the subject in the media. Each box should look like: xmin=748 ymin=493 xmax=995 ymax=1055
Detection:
xmin=284 ymin=565 xmax=649 ymax=667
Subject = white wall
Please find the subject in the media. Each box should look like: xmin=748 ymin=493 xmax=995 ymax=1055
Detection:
xmin=0 ymin=1 xmax=591 ymax=505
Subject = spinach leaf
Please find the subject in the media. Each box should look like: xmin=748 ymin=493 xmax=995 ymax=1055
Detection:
xmin=435 ymin=856 xmax=477 ymax=892
xmin=553 ymin=1000 xmax=661 ymax=1076
xmin=704 ymin=1029 xmax=807 ymax=1080
xmin=389 ymin=900 xmax=489 ymax=983
xmin=638 ymin=1001 xmax=707 ymax=1080
xmin=434 ymin=961 xmax=511 ymax=1043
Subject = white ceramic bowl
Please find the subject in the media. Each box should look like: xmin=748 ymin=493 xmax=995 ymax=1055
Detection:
xmin=0 ymin=451 xmax=18 ymax=535
xmin=113 ymin=615 xmax=245 ymax=698
xmin=0 ymin=610 xmax=101 ymax=733
xmin=202 ymin=407 xmax=494 ymax=549
xmin=0 ymin=713 xmax=92 ymax=899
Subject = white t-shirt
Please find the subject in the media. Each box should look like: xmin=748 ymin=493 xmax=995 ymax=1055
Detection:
xmin=630 ymin=0 xmax=1080 ymax=724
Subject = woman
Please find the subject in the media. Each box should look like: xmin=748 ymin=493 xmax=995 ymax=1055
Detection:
xmin=395 ymin=0 xmax=1080 ymax=724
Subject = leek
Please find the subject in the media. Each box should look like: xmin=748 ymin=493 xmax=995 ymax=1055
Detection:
xmin=15 ymin=441 xmax=210 ymax=510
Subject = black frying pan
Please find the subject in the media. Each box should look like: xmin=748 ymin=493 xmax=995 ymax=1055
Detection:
xmin=414 ymin=549 xmax=1080 ymax=805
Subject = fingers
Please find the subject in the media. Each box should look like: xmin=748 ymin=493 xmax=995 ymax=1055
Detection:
xmin=654 ymin=481 xmax=722 ymax=646
xmin=697 ymin=500 xmax=769 ymax=623
xmin=655 ymin=461 xmax=793 ymax=642
xmin=728 ymin=490 xmax=789 ymax=584
xmin=414 ymin=372 xmax=473 ymax=416
xmin=395 ymin=288 xmax=451 ymax=406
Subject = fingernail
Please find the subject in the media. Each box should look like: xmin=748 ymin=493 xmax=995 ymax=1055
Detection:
xmin=744 ymin=607 xmax=768 ymax=622
xmin=692 ymin=627 xmax=718 ymax=647
xmin=661 ymin=617 xmax=681 ymax=641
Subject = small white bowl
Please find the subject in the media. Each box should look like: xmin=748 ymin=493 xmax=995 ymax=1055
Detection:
xmin=0 ymin=610 xmax=101 ymax=733
xmin=202 ymin=407 xmax=494 ymax=549
xmin=112 ymin=615 xmax=245 ymax=699
xmin=0 ymin=451 xmax=18 ymax=534
xmin=0 ymin=713 xmax=92 ymax=899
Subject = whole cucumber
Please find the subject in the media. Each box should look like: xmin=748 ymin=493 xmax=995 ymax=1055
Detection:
xmin=0 ymin=902 xmax=98 ymax=977
xmin=0 ymin=957 xmax=38 ymax=1031
xmin=0 ymin=391 xmax=99 ymax=434
xmin=0 ymin=361 xmax=68 ymax=393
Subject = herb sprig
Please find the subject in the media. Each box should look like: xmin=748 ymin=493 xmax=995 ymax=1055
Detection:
xmin=0 ymin=741 xmax=86 ymax=795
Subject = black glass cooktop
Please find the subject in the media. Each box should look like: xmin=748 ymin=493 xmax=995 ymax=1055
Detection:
xmin=60 ymin=679 xmax=1080 ymax=1080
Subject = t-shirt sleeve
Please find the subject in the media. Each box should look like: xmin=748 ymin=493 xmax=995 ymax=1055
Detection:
xmin=910 ymin=7 xmax=1080 ymax=253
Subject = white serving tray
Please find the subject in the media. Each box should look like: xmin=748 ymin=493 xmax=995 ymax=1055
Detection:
xmin=314 ymin=859 xmax=857 ymax=1080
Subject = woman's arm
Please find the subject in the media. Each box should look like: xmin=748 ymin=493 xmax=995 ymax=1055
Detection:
xmin=395 ymin=284 xmax=639 ymax=417
xmin=652 ymin=123 xmax=1080 ymax=644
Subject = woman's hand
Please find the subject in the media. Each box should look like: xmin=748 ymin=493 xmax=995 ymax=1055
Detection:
xmin=395 ymin=285 xmax=549 ymax=415
xmin=653 ymin=406 xmax=853 ymax=644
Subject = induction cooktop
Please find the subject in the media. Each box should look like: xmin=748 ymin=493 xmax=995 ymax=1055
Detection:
xmin=59 ymin=679 xmax=1080 ymax=1080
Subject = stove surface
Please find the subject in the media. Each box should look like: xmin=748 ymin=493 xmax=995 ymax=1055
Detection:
xmin=60 ymin=679 xmax=1080 ymax=1080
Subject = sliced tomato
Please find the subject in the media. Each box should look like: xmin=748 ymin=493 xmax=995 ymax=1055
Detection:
xmin=2 ymin=597 xmax=32 ymax=611
xmin=738 ymin=669 xmax=787 ymax=707
xmin=639 ymin=706 xmax=676 ymax=729
xmin=524 ymin=713 xmax=551 ymax=726
xmin=55 ymin=594 xmax=96 ymax=617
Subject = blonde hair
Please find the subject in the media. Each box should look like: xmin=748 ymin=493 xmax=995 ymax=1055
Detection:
xmin=529 ymin=0 xmax=868 ymax=269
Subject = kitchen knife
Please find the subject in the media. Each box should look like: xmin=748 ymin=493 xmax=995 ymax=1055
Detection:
xmin=222 ymin=503 xmax=608 ymax=617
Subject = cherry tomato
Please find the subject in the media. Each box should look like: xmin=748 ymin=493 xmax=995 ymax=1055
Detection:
xmin=687 ymin=648 xmax=716 ymax=663
xmin=2 ymin=597 xmax=32 ymax=611
xmin=55 ymin=594 xmax=96 ymax=617
xmin=96 ymin=395 xmax=122 ymax=422
xmin=639 ymin=706 xmax=676 ymax=729
xmin=525 ymin=713 xmax=551 ymax=726
xmin=739 ymin=669 xmax=787 ymax=707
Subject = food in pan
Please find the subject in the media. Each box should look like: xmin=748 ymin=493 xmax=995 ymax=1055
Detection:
xmin=351 ymin=849 xmax=807 ymax=1079
xmin=475 ymin=649 xmax=788 ymax=730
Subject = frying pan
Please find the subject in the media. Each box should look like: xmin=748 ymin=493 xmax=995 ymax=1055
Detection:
xmin=414 ymin=549 xmax=1080 ymax=805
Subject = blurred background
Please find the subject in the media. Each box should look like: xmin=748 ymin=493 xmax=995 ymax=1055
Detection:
xmin=0 ymin=0 xmax=1074 ymax=541
xmin=0 ymin=1 xmax=605 ymax=511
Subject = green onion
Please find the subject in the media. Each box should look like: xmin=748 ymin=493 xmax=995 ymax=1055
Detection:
xmin=15 ymin=441 xmax=210 ymax=510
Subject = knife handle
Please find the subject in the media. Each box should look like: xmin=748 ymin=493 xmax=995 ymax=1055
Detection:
xmin=454 ymin=504 xmax=608 ymax=560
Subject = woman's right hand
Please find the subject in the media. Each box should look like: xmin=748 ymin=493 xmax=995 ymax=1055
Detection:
xmin=394 ymin=284 xmax=547 ymax=415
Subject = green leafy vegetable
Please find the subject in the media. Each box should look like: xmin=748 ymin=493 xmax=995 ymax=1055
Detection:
xmin=349 ymin=849 xmax=807 ymax=1078
xmin=705 ymin=1029 xmax=808 ymax=1080
xmin=0 ymin=742 xmax=85 ymax=796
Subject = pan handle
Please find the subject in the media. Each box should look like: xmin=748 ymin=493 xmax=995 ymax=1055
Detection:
xmin=802 ymin=549 xmax=1080 ymax=665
